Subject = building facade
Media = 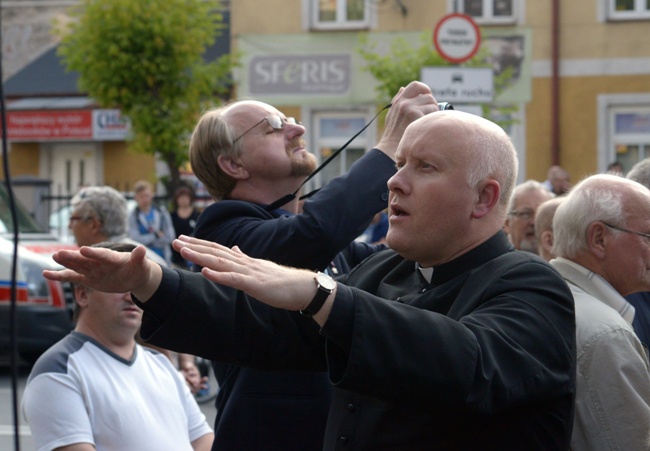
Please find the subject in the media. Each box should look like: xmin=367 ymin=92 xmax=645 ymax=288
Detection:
xmin=229 ymin=0 xmax=650 ymax=184
xmin=0 ymin=1 xmax=152 ymax=198
xmin=2 ymin=0 xmax=649 ymax=203
xmin=0 ymin=1 xmax=229 ymax=211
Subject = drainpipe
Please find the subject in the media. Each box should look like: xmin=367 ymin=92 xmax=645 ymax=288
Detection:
xmin=551 ymin=0 xmax=560 ymax=165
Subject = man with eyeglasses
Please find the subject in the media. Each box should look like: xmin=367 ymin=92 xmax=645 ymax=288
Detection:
xmin=184 ymin=81 xmax=439 ymax=449
xmin=625 ymin=159 xmax=650 ymax=350
xmin=69 ymin=186 xmax=167 ymax=267
xmin=503 ymin=179 xmax=554 ymax=254
xmin=549 ymin=173 xmax=650 ymax=450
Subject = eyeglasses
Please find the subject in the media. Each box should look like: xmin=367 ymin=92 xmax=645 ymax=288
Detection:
xmin=509 ymin=209 xmax=534 ymax=221
xmin=603 ymin=222 xmax=650 ymax=241
xmin=232 ymin=114 xmax=299 ymax=143
xmin=69 ymin=215 xmax=92 ymax=224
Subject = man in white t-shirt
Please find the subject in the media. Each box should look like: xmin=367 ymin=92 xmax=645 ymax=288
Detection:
xmin=22 ymin=242 xmax=213 ymax=451
xmin=68 ymin=185 xmax=206 ymax=394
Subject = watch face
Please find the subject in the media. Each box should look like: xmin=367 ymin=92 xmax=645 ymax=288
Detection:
xmin=316 ymin=272 xmax=336 ymax=291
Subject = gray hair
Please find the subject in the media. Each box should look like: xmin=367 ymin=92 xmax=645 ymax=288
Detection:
xmin=506 ymin=179 xmax=553 ymax=213
xmin=627 ymin=158 xmax=650 ymax=189
xmin=552 ymin=175 xmax=625 ymax=259
xmin=464 ymin=121 xmax=519 ymax=209
xmin=71 ymin=186 xmax=128 ymax=239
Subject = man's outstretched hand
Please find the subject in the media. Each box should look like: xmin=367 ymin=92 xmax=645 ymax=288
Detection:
xmin=43 ymin=244 xmax=162 ymax=302
xmin=174 ymin=235 xmax=336 ymax=325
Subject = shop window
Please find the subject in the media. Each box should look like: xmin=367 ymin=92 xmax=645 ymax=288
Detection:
xmin=311 ymin=0 xmax=371 ymax=30
xmin=607 ymin=0 xmax=650 ymax=20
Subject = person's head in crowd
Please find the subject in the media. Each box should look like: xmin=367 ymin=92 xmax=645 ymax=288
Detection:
xmin=546 ymin=165 xmax=572 ymax=195
xmin=552 ymin=174 xmax=650 ymax=296
xmin=189 ymin=101 xmax=313 ymax=204
xmin=503 ymin=180 xmax=554 ymax=254
xmin=72 ymin=242 xmax=138 ymax=325
xmin=626 ymin=158 xmax=650 ymax=188
xmin=606 ymin=160 xmax=624 ymax=175
xmin=172 ymin=185 xmax=195 ymax=211
xmin=386 ymin=110 xmax=518 ymax=267
xmin=69 ymin=186 xmax=129 ymax=247
xmin=534 ymin=197 xmax=565 ymax=262
xmin=133 ymin=180 xmax=155 ymax=212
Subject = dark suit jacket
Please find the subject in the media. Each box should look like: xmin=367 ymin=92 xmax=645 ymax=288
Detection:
xmin=192 ymin=148 xmax=394 ymax=450
xmin=626 ymin=291 xmax=650 ymax=345
xmin=138 ymin=232 xmax=576 ymax=450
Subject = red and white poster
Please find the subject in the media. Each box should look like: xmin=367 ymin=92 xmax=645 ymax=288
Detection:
xmin=1 ymin=109 xmax=129 ymax=141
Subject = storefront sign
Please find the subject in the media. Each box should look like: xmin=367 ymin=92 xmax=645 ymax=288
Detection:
xmin=421 ymin=67 xmax=494 ymax=103
xmin=5 ymin=110 xmax=92 ymax=140
xmin=249 ymin=54 xmax=350 ymax=95
xmin=2 ymin=109 xmax=129 ymax=141
xmin=93 ymin=109 xmax=130 ymax=140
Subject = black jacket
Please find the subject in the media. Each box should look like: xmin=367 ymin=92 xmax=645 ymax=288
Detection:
xmin=191 ymin=148 xmax=394 ymax=450
xmin=138 ymin=232 xmax=576 ymax=450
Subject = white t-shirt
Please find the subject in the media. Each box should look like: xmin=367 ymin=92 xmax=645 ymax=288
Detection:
xmin=22 ymin=332 xmax=212 ymax=451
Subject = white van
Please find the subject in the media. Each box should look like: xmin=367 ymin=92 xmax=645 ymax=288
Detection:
xmin=0 ymin=183 xmax=77 ymax=363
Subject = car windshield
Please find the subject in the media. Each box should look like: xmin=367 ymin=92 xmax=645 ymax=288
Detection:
xmin=0 ymin=182 xmax=46 ymax=234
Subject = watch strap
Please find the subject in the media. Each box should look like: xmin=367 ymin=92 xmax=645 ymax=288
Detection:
xmin=300 ymin=272 xmax=334 ymax=317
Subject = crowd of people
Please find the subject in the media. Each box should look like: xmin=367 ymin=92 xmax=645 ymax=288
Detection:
xmin=20 ymin=80 xmax=650 ymax=450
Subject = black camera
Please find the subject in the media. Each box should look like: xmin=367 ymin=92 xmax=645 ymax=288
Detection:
xmin=437 ymin=102 xmax=454 ymax=110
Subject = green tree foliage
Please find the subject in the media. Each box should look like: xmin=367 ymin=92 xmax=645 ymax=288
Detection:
xmin=357 ymin=32 xmax=518 ymax=128
xmin=55 ymin=0 xmax=237 ymax=191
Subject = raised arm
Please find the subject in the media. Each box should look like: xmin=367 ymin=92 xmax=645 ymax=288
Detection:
xmin=174 ymin=236 xmax=336 ymax=326
xmin=43 ymin=244 xmax=163 ymax=302
xmin=374 ymin=81 xmax=440 ymax=160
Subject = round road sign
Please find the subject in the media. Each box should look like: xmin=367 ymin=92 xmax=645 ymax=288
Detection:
xmin=433 ymin=13 xmax=481 ymax=64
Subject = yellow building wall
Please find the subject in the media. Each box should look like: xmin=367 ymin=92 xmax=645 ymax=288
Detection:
xmin=526 ymin=77 xmax=554 ymax=181
xmin=376 ymin=4 xmax=448 ymax=32
xmin=232 ymin=0 xmax=650 ymax=184
xmin=2 ymin=142 xmax=40 ymax=178
xmin=528 ymin=73 xmax=650 ymax=183
xmin=231 ymin=1 xmax=301 ymax=34
xmin=527 ymin=0 xmax=650 ymax=59
xmin=102 ymin=141 xmax=157 ymax=191
xmin=564 ymin=15 xmax=649 ymax=59
xmin=526 ymin=2 xmax=552 ymax=59
xmin=230 ymin=1 xmax=449 ymax=35
xmin=2 ymin=140 xmax=157 ymax=191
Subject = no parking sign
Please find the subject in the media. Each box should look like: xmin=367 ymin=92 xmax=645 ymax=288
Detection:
xmin=433 ymin=13 xmax=481 ymax=64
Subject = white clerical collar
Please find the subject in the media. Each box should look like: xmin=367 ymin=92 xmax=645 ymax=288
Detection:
xmin=417 ymin=264 xmax=434 ymax=283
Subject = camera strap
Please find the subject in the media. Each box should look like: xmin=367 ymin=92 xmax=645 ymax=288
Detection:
xmin=265 ymin=103 xmax=392 ymax=212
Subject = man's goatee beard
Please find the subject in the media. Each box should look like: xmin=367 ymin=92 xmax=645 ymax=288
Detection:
xmin=290 ymin=152 xmax=318 ymax=177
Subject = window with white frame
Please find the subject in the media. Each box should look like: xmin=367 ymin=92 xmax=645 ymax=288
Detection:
xmin=453 ymin=0 xmax=517 ymax=25
xmin=311 ymin=112 xmax=372 ymax=188
xmin=607 ymin=0 xmax=650 ymax=20
xmin=311 ymin=0 xmax=371 ymax=30
xmin=609 ymin=107 xmax=650 ymax=173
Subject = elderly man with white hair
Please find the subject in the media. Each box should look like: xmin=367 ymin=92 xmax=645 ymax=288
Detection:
xmin=550 ymin=173 xmax=650 ymax=450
